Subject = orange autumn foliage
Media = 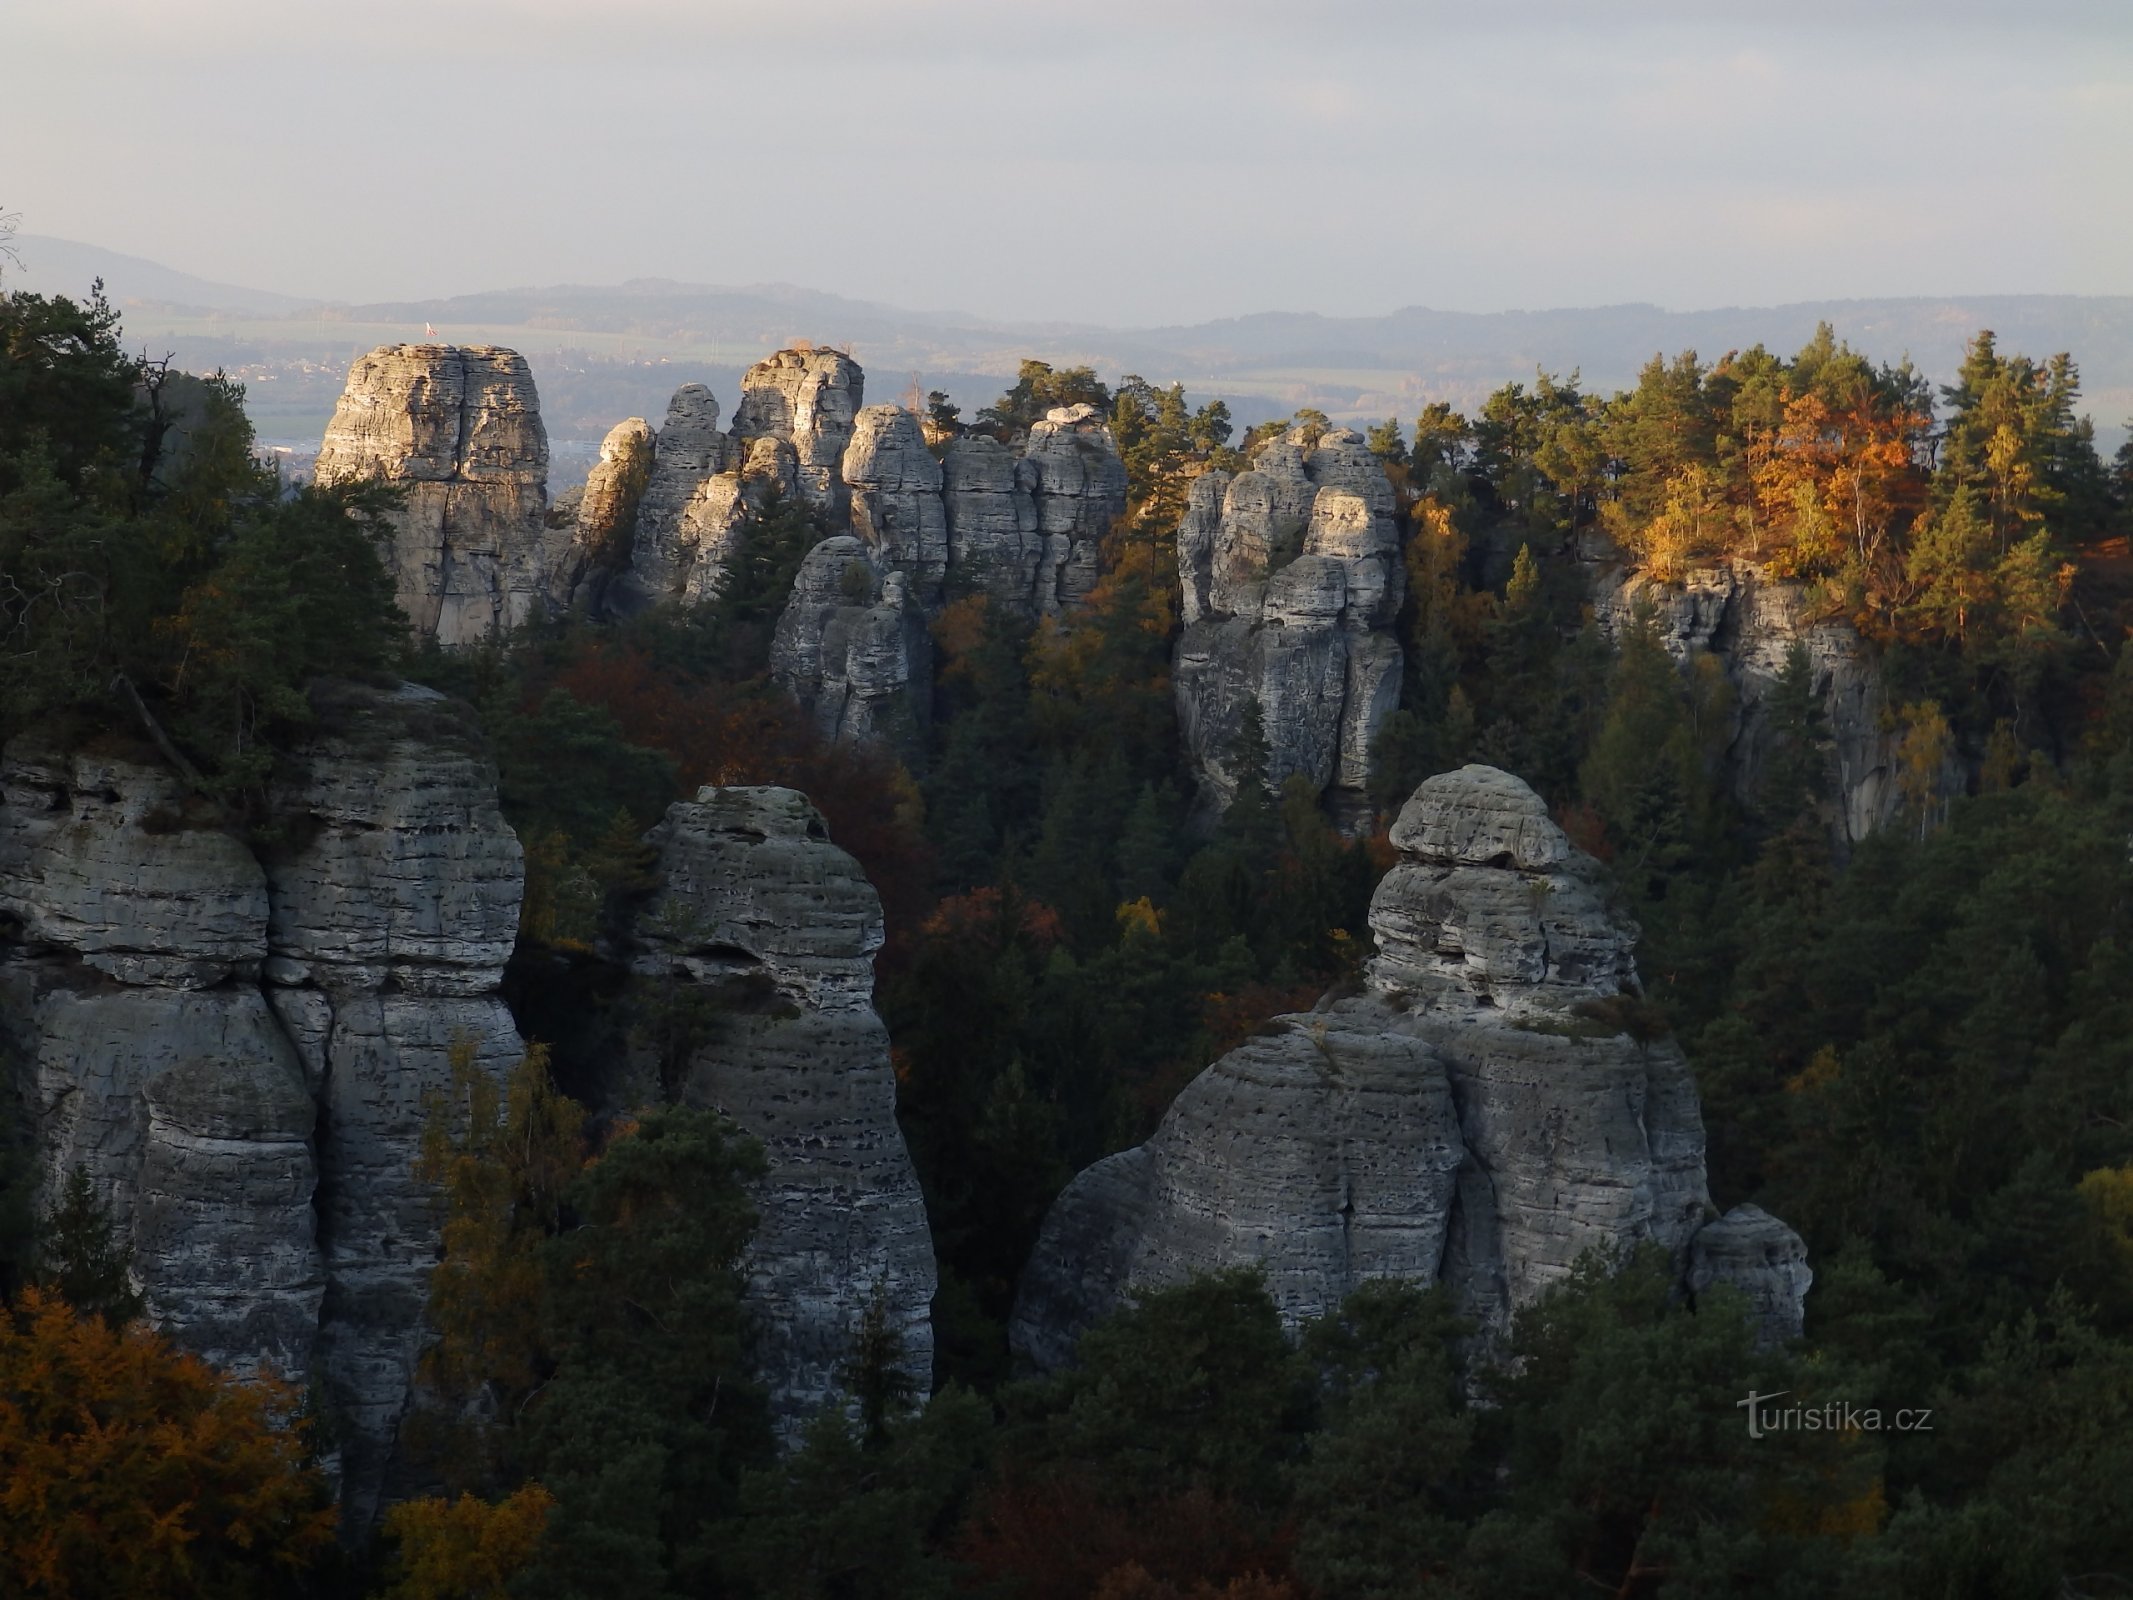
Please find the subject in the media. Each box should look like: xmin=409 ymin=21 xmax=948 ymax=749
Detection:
xmin=0 ymin=1286 xmax=337 ymax=1599
xmin=380 ymin=1484 xmax=556 ymax=1600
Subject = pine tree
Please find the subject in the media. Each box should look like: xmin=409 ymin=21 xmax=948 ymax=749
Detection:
xmin=35 ymin=1164 xmax=143 ymax=1327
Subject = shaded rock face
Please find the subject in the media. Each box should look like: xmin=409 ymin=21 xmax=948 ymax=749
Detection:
xmin=314 ymin=345 xmax=562 ymax=647
xmin=1688 ymin=1203 xmax=1812 ymax=1347
xmin=1590 ymin=560 xmax=1957 ymax=847
xmin=0 ymin=747 xmax=321 ymax=1386
xmin=731 ymin=349 xmax=863 ymax=518
xmin=941 ymin=434 xmax=1042 ymax=609
xmin=559 ymin=416 xmax=655 ymax=611
xmin=1175 ymin=427 xmax=1403 ymax=825
xmin=0 ymin=684 xmax=528 ymax=1537
xmin=263 ymin=684 xmax=527 ymax=1532
xmin=630 ymin=787 xmax=935 ymax=1430
xmin=1023 ymin=404 xmax=1129 ymax=611
xmin=844 ymin=405 xmax=947 ymax=599
xmin=1013 ymin=765 xmax=1786 ymax=1366
xmin=608 ymin=385 xmax=734 ymax=613
xmin=770 ymin=537 xmax=931 ymax=761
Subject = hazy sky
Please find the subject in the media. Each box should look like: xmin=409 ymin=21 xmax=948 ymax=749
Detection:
xmin=7 ymin=1 xmax=2129 ymax=325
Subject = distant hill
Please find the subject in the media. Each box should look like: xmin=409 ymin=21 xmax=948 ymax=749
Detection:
xmin=10 ymin=236 xmax=2128 ymax=460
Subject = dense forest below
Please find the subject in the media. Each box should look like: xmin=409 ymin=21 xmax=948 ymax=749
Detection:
xmin=4 ymin=274 xmax=2133 ymax=1599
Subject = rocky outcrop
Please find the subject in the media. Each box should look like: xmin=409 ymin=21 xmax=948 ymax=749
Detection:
xmin=0 ymin=683 xmax=529 ymax=1536
xmin=1687 ymin=1202 xmax=1812 ymax=1347
xmin=1175 ymin=427 xmax=1404 ymax=826
xmin=559 ymin=417 xmax=655 ymax=610
xmin=1024 ymin=404 xmax=1129 ymax=611
xmin=261 ymin=682 xmax=527 ymax=1531
xmin=731 ymin=349 xmax=863 ymax=518
xmin=314 ymin=345 xmax=562 ymax=647
xmin=1590 ymin=559 xmax=1960 ymax=847
xmin=629 ymin=786 xmax=935 ymax=1429
xmin=844 ymin=405 xmax=948 ymax=600
xmin=941 ymin=434 xmax=1042 ymax=608
xmin=609 ymin=385 xmax=733 ymax=613
xmin=770 ymin=539 xmax=930 ymax=760
xmin=0 ymin=745 xmax=322 ymax=1387
xmin=1013 ymin=765 xmax=1791 ymax=1366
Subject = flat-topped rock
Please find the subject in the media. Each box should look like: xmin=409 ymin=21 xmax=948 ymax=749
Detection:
xmin=314 ymin=344 xmax=562 ymax=647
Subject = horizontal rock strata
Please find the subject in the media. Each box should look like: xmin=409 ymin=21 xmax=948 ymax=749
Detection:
xmin=630 ymin=786 xmax=936 ymax=1430
xmin=1013 ymin=765 xmax=1808 ymax=1364
xmin=314 ymin=345 xmax=563 ymax=647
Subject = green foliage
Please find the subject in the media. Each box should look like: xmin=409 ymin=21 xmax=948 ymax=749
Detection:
xmin=33 ymin=1164 xmax=143 ymax=1327
xmin=978 ymin=360 xmax=1112 ymax=437
xmin=0 ymin=288 xmax=406 ymax=802
xmin=717 ymin=1386 xmax=991 ymax=1600
xmin=1008 ymin=1269 xmax=1312 ymax=1510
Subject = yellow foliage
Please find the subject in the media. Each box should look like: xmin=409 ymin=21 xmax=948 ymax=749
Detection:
xmin=1785 ymin=1045 xmax=1842 ymax=1096
xmin=2078 ymin=1166 xmax=2133 ymax=1267
xmin=382 ymin=1484 xmax=556 ymax=1600
xmin=1115 ymin=897 xmax=1163 ymax=940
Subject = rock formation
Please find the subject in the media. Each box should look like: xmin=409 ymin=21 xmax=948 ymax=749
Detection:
xmin=941 ymin=434 xmax=1042 ymax=608
xmin=628 ymin=786 xmax=936 ymax=1428
xmin=1023 ymin=404 xmax=1130 ymax=611
xmin=0 ymin=745 xmax=321 ymax=1384
xmin=1687 ymin=1202 xmax=1812 ymax=1347
xmin=844 ymin=405 xmax=948 ymax=600
xmin=1012 ymin=765 xmax=1808 ymax=1368
xmin=558 ymin=416 xmax=655 ymax=611
xmin=1590 ymin=560 xmax=1957 ymax=846
xmin=314 ymin=345 xmax=563 ymax=648
xmin=770 ymin=539 xmax=931 ymax=759
xmin=730 ymin=349 xmax=863 ymax=519
xmin=0 ymin=682 xmax=528 ymax=1532
xmin=261 ymin=682 xmax=528 ymax=1530
xmin=1175 ymin=426 xmax=1404 ymax=826
xmin=607 ymin=385 xmax=733 ymax=613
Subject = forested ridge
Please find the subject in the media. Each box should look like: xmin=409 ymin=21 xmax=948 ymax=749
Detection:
xmin=5 ymin=273 xmax=2133 ymax=1598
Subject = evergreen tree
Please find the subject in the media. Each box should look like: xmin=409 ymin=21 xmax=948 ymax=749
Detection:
xmin=34 ymin=1164 xmax=143 ymax=1327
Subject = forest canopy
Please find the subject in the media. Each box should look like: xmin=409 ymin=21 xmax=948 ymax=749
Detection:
xmin=4 ymin=276 xmax=2133 ymax=1598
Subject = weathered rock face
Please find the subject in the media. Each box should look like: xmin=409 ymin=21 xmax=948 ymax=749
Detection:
xmin=941 ymin=434 xmax=1042 ymax=609
xmin=1589 ymin=559 xmax=1957 ymax=847
xmin=629 ymin=786 xmax=935 ymax=1428
xmin=260 ymin=682 xmax=527 ymax=1530
xmin=844 ymin=405 xmax=948 ymax=600
xmin=731 ymin=349 xmax=863 ymax=518
xmin=609 ymin=385 xmax=733 ymax=613
xmin=770 ymin=538 xmax=931 ymax=761
xmin=1013 ymin=766 xmax=1798 ymax=1366
xmin=1024 ymin=404 xmax=1129 ymax=611
xmin=1175 ymin=427 xmax=1404 ymax=825
xmin=559 ymin=416 xmax=655 ymax=610
xmin=1688 ymin=1203 xmax=1813 ymax=1347
xmin=0 ymin=745 xmax=322 ymax=1386
xmin=0 ymin=684 xmax=529 ymax=1536
xmin=314 ymin=345 xmax=562 ymax=647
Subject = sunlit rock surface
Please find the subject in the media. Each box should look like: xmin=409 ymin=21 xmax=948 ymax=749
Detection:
xmin=314 ymin=344 xmax=562 ymax=647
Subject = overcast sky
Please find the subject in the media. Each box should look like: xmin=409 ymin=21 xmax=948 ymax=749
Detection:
xmin=6 ymin=1 xmax=2129 ymax=325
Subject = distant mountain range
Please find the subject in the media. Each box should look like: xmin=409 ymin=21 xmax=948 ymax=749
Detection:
xmin=11 ymin=234 xmax=2129 ymax=461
